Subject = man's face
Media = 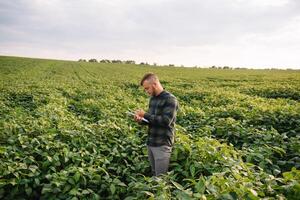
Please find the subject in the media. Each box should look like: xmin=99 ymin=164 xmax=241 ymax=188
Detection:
xmin=142 ymin=80 xmax=155 ymax=96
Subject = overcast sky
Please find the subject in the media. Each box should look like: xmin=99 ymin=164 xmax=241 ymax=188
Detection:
xmin=1 ymin=0 xmax=300 ymax=69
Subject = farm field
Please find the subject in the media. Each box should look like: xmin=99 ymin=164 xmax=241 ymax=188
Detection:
xmin=0 ymin=55 xmax=300 ymax=199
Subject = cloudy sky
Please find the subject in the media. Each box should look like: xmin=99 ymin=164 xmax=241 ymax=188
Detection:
xmin=1 ymin=0 xmax=300 ymax=69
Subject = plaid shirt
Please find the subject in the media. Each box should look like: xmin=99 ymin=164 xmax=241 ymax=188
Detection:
xmin=143 ymin=90 xmax=179 ymax=147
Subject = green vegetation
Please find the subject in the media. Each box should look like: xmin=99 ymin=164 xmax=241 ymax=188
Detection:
xmin=0 ymin=56 xmax=299 ymax=199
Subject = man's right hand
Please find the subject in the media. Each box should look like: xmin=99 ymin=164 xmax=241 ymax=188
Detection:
xmin=134 ymin=113 xmax=143 ymax=122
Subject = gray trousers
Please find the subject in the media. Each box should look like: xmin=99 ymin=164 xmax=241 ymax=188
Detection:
xmin=147 ymin=145 xmax=172 ymax=176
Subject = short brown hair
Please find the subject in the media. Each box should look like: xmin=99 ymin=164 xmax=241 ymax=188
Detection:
xmin=140 ymin=73 xmax=159 ymax=86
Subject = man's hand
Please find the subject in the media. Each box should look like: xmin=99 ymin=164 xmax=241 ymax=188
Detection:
xmin=134 ymin=109 xmax=145 ymax=122
xmin=135 ymin=109 xmax=145 ymax=117
xmin=134 ymin=114 xmax=143 ymax=122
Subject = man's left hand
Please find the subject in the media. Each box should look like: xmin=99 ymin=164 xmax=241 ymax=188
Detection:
xmin=135 ymin=109 xmax=145 ymax=118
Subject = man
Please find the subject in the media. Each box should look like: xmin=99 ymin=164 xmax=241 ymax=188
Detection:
xmin=134 ymin=73 xmax=179 ymax=176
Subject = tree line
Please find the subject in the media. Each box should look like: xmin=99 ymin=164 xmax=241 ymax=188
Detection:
xmin=78 ymin=59 xmax=298 ymax=70
xmin=78 ymin=59 xmax=137 ymax=64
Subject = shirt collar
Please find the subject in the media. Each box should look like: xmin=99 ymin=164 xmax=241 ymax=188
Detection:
xmin=155 ymin=90 xmax=166 ymax=98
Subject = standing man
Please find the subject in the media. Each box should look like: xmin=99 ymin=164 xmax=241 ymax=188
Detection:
xmin=134 ymin=73 xmax=179 ymax=176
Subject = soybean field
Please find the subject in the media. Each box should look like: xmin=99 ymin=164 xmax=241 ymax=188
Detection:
xmin=0 ymin=56 xmax=300 ymax=199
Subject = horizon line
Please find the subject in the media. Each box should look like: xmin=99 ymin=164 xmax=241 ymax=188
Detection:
xmin=1 ymin=54 xmax=299 ymax=71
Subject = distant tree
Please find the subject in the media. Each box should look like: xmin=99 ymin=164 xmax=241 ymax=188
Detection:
xmin=111 ymin=60 xmax=122 ymax=64
xmin=89 ymin=59 xmax=98 ymax=62
xmin=78 ymin=59 xmax=87 ymax=62
xmin=124 ymin=60 xmax=135 ymax=64
xmin=210 ymin=66 xmax=216 ymax=69
xmin=223 ymin=66 xmax=231 ymax=69
xmin=169 ymin=64 xmax=175 ymax=67
xmin=100 ymin=59 xmax=111 ymax=63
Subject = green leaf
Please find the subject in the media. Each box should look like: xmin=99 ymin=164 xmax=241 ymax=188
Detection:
xmin=82 ymin=189 xmax=91 ymax=195
xmin=68 ymin=178 xmax=75 ymax=185
xmin=171 ymin=180 xmax=184 ymax=191
xmin=0 ymin=147 xmax=6 ymax=154
xmin=273 ymin=169 xmax=281 ymax=176
xmin=245 ymin=192 xmax=259 ymax=200
xmin=41 ymin=184 xmax=52 ymax=194
xmin=110 ymin=184 xmax=116 ymax=194
xmin=195 ymin=178 xmax=205 ymax=194
xmin=34 ymin=178 xmax=40 ymax=185
xmin=25 ymin=186 xmax=32 ymax=196
xmin=47 ymin=156 xmax=53 ymax=162
xmin=249 ymin=189 xmax=258 ymax=197
xmin=190 ymin=165 xmax=195 ymax=177
xmin=69 ymin=188 xmax=78 ymax=196
xmin=28 ymin=165 xmax=38 ymax=173
xmin=9 ymin=179 xmax=17 ymax=186
xmin=220 ymin=193 xmax=237 ymax=200
xmin=142 ymin=191 xmax=154 ymax=197
xmin=63 ymin=184 xmax=72 ymax=193
xmin=117 ymin=181 xmax=127 ymax=187
xmin=73 ymin=172 xmax=80 ymax=183
xmin=272 ymin=146 xmax=286 ymax=156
